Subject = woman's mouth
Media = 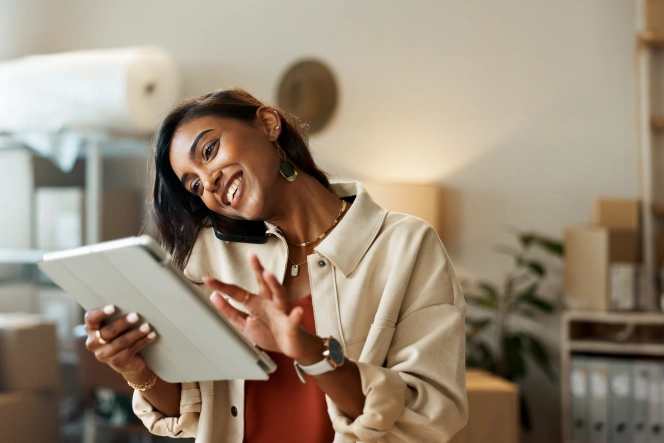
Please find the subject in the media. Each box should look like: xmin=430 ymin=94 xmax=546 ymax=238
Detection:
xmin=225 ymin=173 xmax=243 ymax=207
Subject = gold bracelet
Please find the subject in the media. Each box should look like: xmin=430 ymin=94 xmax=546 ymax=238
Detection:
xmin=127 ymin=372 xmax=158 ymax=391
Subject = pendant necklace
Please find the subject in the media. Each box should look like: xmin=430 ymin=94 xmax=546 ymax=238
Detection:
xmin=287 ymin=254 xmax=308 ymax=277
xmin=284 ymin=199 xmax=349 ymax=277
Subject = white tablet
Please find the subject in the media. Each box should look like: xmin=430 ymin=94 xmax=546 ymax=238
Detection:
xmin=38 ymin=235 xmax=276 ymax=382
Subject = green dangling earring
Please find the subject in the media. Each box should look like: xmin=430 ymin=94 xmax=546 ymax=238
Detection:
xmin=275 ymin=141 xmax=298 ymax=182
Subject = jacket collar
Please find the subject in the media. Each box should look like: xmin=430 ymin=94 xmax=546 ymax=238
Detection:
xmin=314 ymin=181 xmax=387 ymax=277
xmin=264 ymin=181 xmax=386 ymax=277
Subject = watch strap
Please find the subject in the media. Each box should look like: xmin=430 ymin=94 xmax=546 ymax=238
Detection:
xmin=293 ymin=359 xmax=334 ymax=383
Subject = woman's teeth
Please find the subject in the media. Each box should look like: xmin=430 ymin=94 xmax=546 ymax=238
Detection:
xmin=227 ymin=176 xmax=242 ymax=204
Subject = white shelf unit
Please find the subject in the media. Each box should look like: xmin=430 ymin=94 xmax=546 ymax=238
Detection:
xmin=561 ymin=310 xmax=664 ymax=442
xmin=0 ymin=134 xmax=149 ymax=363
xmin=0 ymin=135 xmax=149 ymax=264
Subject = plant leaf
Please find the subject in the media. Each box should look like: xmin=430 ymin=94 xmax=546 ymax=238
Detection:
xmin=518 ymin=233 xmax=535 ymax=248
xmin=466 ymin=317 xmax=492 ymax=327
xmin=514 ymin=282 xmax=538 ymax=299
xmin=494 ymin=244 xmax=520 ymax=258
xmin=465 ymin=293 xmax=496 ymax=309
xmin=466 ymin=317 xmax=492 ymax=338
xmin=466 ymin=339 xmax=496 ymax=372
xmin=509 ymin=283 xmax=538 ymax=313
xmin=478 ymin=282 xmax=499 ymax=297
xmin=525 ymin=260 xmax=545 ymax=277
xmin=533 ymin=237 xmax=564 ymax=256
xmin=520 ymin=333 xmax=556 ymax=381
xmin=521 ymin=294 xmax=555 ymax=314
xmin=519 ymin=392 xmax=532 ymax=431
xmin=502 ymin=334 xmax=526 ymax=381
xmin=475 ymin=282 xmax=499 ymax=308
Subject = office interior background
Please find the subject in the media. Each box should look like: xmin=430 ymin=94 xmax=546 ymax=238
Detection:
xmin=0 ymin=1 xmax=654 ymax=442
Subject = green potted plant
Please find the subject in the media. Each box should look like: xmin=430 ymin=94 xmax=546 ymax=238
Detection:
xmin=464 ymin=231 xmax=564 ymax=429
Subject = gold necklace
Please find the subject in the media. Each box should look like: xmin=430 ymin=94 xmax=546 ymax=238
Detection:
xmin=287 ymin=254 xmax=308 ymax=277
xmin=286 ymin=200 xmax=348 ymax=247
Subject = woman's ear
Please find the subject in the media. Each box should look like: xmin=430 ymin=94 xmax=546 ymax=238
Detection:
xmin=256 ymin=106 xmax=282 ymax=141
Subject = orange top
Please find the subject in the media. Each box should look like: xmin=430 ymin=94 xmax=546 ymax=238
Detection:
xmin=243 ymin=295 xmax=335 ymax=443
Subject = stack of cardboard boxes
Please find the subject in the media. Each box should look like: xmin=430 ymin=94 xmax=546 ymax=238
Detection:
xmin=565 ymin=198 xmax=644 ymax=311
xmin=0 ymin=314 xmax=59 ymax=442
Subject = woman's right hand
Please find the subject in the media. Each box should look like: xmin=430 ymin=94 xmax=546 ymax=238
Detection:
xmin=84 ymin=304 xmax=157 ymax=376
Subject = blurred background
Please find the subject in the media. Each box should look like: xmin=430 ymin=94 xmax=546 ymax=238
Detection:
xmin=0 ymin=1 xmax=657 ymax=442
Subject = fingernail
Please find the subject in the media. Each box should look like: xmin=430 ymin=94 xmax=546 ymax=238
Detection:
xmin=139 ymin=322 xmax=150 ymax=333
xmin=147 ymin=331 xmax=156 ymax=340
xmin=103 ymin=305 xmax=115 ymax=315
xmin=210 ymin=292 xmax=220 ymax=301
xmin=127 ymin=312 xmax=139 ymax=323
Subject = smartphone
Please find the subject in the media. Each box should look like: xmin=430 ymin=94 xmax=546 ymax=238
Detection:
xmin=210 ymin=212 xmax=269 ymax=244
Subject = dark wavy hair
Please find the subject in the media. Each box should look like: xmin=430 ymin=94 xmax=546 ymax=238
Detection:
xmin=144 ymin=88 xmax=330 ymax=270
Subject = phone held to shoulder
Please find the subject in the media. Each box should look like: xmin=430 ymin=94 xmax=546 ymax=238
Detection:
xmin=210 ymin=213 xmax=269 ymax=244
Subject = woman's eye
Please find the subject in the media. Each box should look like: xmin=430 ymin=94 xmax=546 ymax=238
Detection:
xmin=192 ymin=180 xmax=201 ymax=194
xmin=203 ymin=140 xmax=217 ymax=160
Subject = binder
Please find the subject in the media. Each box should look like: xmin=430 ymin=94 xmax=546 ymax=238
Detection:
xmin=648 ymin=362 xmax=664 ymax=443
xmin=569 ymin=356 xmax=589 ymax=442
xmin=632 ymin=361 xmax=650 ymax=443
xmin=609 ymin=359 xmax=633 ymax=443
xmin=588 ymin=357 xmax=609 ymax=443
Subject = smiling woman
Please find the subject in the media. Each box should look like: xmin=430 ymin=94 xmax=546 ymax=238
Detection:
xmin=81 ymin=88 xmax=469 ymax=443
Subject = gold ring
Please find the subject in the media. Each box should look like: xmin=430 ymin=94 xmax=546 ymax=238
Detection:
xmin=243 ymin=291 xmax=251 ymax=304
xmin=95 ymin=330 xmax=107 ymax=345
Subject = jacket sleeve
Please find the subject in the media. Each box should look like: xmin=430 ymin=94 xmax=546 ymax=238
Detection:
xmin=132 ymin=381 xmax=202 ymax=438
xmin=329 ymin=224 xmax=468 ymax=442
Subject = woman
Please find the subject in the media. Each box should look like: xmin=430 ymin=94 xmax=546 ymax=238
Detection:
xmin=83 ymin=89 xmax=468 ymax=442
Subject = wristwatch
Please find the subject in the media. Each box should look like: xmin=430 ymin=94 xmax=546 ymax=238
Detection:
xmin=293 ymin=336 xmax=345 ymax=383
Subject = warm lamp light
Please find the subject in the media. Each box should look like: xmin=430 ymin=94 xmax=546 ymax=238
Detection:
xmin=362 ymin=182 xmax=444 ymax=237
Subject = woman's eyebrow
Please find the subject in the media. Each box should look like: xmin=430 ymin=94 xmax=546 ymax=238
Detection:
xmin=188 ymin=129 xmax=214 ymax=160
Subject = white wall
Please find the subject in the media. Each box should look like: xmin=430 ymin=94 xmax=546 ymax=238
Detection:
xmin=5 ymin=1 xmax=640 ymax=442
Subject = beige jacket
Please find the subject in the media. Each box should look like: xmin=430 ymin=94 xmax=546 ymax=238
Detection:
xmin=133 ymin=181 xmax=468 ymax=443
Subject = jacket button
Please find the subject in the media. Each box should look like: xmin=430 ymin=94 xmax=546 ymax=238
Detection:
xmin=318 ymin=260 xmax=326 ymax=268
xmin=231 ymin=406 xmax=238 ymax=417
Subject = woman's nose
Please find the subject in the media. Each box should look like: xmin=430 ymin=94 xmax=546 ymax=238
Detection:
xmin=202 ymin=169 xmax=221 ymax=193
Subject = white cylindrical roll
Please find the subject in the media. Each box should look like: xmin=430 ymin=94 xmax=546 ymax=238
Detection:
xmin=0 ymin=46 xmax=180 ymax=135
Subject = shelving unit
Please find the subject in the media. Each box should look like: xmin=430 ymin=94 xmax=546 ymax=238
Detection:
xmin=0 ymin=134 xmax=149 ymax=363
xmin=636 ymin=1 xmax=664 ymax=311
xmin=561 ymin=310 xmax=664 ymax=442
xmin=0 ymin=135 xmax=149 ymax=264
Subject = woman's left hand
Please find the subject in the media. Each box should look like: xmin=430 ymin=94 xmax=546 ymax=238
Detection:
xmin=205 ymin=253 xmax=318 ymax=360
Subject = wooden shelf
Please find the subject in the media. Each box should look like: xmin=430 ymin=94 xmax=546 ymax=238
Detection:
xmin=639 ymin=32 xmax=664 ymax=48
xmin=569 ymin=340 xmax=664 ymax=356
xmin=564 ymin=310 xmax=664 ymax=324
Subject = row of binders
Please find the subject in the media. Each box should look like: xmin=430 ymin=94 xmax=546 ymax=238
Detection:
xmin=570 ymin=356 xmax=664 ymax=442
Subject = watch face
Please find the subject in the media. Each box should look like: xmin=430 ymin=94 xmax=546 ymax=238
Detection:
xmin=327 ymin=337 xmax=345 ymax=366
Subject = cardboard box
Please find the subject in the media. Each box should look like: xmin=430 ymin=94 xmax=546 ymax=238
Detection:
xmin=450 ymin=370 xmax=518 ymax=443
xmin=0 ymin=390 xmax=59 ymax=443
xmin=647 ymin=0 xmax=664 ymax=36
xmin=35 ymin=188 xmax=141 ymax=250
xmin=37 ymin=286 xmax=82 ymax=352
xmin=592 ymin=198 xmax=640 ymax=231
xmin=0 ymin=283 xmax=37 ymax=314
xmin=565 ymin=226 xmax=642 ymax=311
xmin=0 ymin=314 xmax=59 ymax=391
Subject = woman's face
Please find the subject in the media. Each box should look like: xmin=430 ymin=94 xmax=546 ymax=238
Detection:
xmin=168 ymin=112 xmax=282 ymax=221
